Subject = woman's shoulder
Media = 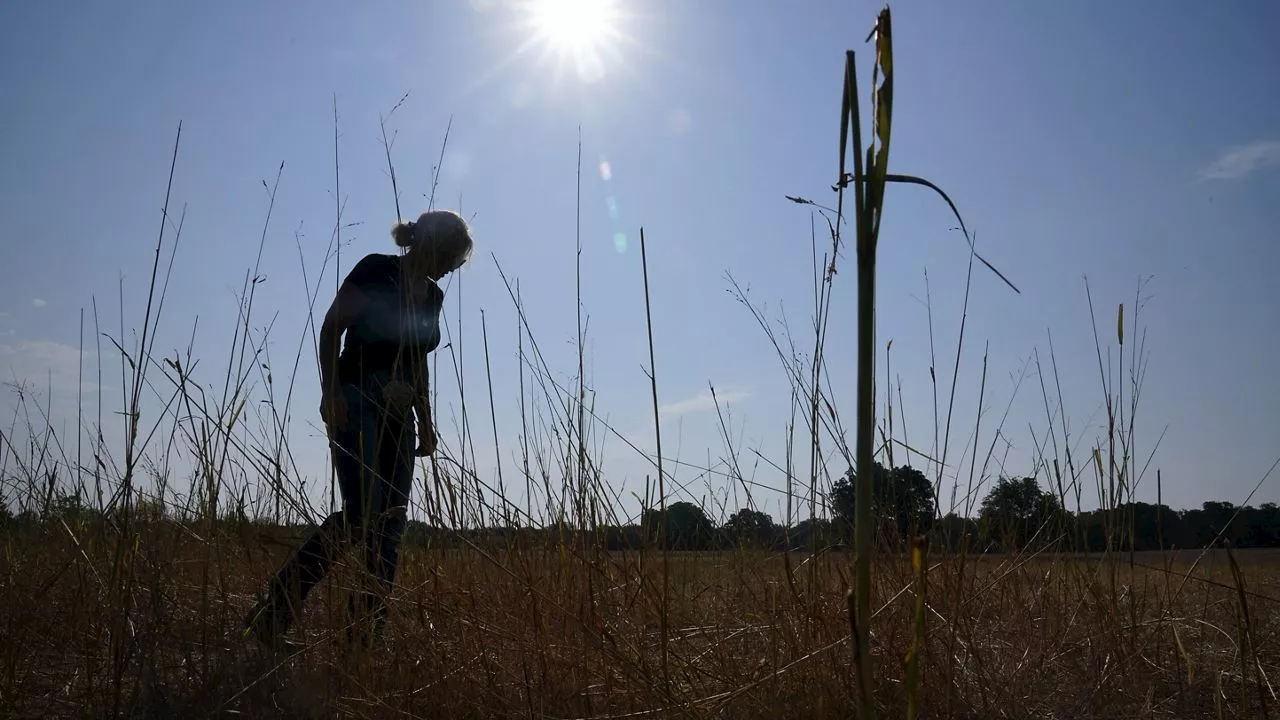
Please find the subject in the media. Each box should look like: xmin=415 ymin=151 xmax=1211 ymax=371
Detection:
xmin=353 ymin=252 xmax=399 ymax=271
xmin=345 ymin=253 xmax=400 ymax=286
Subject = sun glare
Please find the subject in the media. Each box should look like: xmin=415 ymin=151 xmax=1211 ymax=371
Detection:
xmin=531 ymin=0 xmax=611 ymax=52
xmin=524 ymin=0 xmax=621 ymax=83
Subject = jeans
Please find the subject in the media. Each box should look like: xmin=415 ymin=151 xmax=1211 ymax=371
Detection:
xmin=266 ymin=374 xmax=417 ymax=632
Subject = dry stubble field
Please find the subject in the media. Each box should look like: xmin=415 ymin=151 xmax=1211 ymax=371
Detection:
xmin=4 ymin=521 xmax=1279 ymax=719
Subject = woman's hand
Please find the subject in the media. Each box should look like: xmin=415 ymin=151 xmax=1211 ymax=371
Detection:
xmin=381 ymin=380 xmax=417 ymax=409
xmin=416 ymin=417 xmax=437 ymax=457
xmin=320 ymin=390 xmax=348 ymax=432
xmin=411 ymin=369 xmax=435 ymax=457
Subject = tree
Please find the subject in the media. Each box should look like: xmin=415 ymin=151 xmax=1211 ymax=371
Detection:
xmin=789 ymin=517 xmax=837 ymax=550
xmin=723 ymin=507 xmax=775 ymax=549
xmin=831 ymin=462 xmax=936 ymax=543
xmin=935 ymin=512 xmax=980 ymax=550
xmin=642 ymin=501 xmax=715 ymax=550
xmin=978 ymin=476 xmax=1062 ymax=551
xmin=1179 ymin=501 xmax=1240 ymax=548
xmin=882 ymin=465 xmax=936 ymax=537
xmin=1127 ymin=502 xmax=1181 ymax=550
xmin=1242 ymin=503 xmax=1280 ymax=548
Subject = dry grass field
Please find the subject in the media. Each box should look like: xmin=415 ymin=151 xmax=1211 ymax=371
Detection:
xmin=4 ymin=523 xmax=1278 ymax=718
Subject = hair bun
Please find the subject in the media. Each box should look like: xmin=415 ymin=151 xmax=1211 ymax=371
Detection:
xmin=391 ymin=220 xmax=417 ymax=248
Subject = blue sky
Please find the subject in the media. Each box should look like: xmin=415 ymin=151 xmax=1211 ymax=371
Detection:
xmin=1 ymin=1 xmax=1277 ymax=524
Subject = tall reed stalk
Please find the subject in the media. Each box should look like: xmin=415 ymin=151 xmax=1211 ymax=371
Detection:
xmin=833 ymin=7 xmax=1018 ymax=714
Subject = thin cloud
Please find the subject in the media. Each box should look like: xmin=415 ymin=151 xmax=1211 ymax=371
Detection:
xmin=31 ymin=299 xmax=47 ymax=308
xmin=659 ymin=388 xmax=750 ymax=416
xmin=0 ymin=339 xmax=96 ymax=394
xmin=1197 ymin=140 xmax=1280 ymax=181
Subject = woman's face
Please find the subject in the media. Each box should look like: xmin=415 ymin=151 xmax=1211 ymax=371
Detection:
xmin=405 ymin=247 xmax=447 ymax=281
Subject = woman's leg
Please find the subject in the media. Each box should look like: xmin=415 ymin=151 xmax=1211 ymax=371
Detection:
xmin=247 ymin=383 xmax=378 ymax=642
xmin=347 ymin=400 xmax=415 ymax=639
xmin=367 ymin=411 xmax=416 ymax=624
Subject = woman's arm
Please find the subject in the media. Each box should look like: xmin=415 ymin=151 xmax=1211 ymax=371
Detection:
xmin=318 ymin=282 xmax=367 ymax=395
xmin=412 ymin=359 xmax=431 ymax=421
xmin=412 ymin=356 xmax=436 ymax=456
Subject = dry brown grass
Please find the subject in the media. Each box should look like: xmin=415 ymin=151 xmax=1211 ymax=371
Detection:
xmin=4 ymin=524 xmax=1279 ymax=719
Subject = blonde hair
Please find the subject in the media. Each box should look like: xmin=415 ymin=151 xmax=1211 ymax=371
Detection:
xmin=391 ymin=209 xmax=474 ymax=274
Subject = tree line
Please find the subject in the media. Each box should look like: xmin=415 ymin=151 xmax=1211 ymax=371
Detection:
xmin=4 ymin=462 xmax=1274 ymax=553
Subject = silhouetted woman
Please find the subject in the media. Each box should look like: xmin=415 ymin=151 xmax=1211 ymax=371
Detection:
xmin=245 ymin=209 xmax=473 ymax=649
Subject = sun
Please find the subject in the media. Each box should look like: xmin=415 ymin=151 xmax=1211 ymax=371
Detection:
xmin=530 ymin=0 xmax=613 ymax=53
xmin=523 ymin=0 xmax=621 ymax=83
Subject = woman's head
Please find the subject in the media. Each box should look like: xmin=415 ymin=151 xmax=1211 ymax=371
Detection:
xmin=391 ymin=209 xmax=474 ymax=280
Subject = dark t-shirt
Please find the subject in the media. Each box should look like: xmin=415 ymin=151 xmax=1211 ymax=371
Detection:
xmin=336 ymin=253 xmax=444 ymax=385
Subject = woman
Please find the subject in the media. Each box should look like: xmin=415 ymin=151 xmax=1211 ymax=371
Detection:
xmin=244 ymin=209 xmax=473 ymax=650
